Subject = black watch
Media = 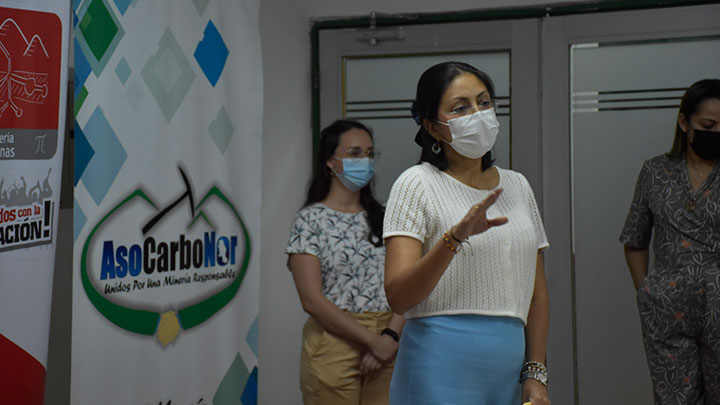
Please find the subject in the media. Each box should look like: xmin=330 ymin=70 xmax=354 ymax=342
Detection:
xmin=381 ymin=328 xmax=400 ymax=342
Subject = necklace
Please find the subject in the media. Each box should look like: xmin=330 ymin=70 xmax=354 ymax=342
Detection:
xmin=688 ymin=164 xmax=708 ymax=178
xmin=685 ymin=164 xmax=713 ymax=211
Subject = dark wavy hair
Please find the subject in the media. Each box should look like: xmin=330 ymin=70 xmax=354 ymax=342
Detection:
xmin=668 ymin=78 xmax=720 ymax=159
xmin=304 ymin=120 xmax=384 ymax=247
xmin=412 ymin=61 xmax=496 ymax=171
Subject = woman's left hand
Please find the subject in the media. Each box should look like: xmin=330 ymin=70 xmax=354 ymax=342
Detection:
xmin=367 ymin=333 xmax=399 ymax=364
xmin=359 ymin=352 xmax=382 ymax=375
xmin=522 ymin=379 xmax=549 ymax=405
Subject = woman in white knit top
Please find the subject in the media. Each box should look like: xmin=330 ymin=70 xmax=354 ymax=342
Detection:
xmin=384 ymin=62 xmax=550 ymax=405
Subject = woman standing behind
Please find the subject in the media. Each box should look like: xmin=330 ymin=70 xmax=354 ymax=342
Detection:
xmin=286 ymin=120 xmax=404 ymax=404
xmin=621 ymin=79 xmax=720 ymax=404
xmin=384 ymin=61 xmax=550 ymax=405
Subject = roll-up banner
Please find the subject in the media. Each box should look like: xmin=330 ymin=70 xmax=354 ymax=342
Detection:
xmin=0 ymin=1 xmax=70 ymax=403
xmin=71 ymin=1 xmax=261 ymax=403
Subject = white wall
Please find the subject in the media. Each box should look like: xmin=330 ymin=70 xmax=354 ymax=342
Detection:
xmin=258 ymin=1 xmax=313 ymax=404
xmin=258 ymin=1 xmax=590 ymax=404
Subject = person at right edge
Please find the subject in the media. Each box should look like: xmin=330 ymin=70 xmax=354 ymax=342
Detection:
xmin=621 ymin=78 xmax=720 ymax=404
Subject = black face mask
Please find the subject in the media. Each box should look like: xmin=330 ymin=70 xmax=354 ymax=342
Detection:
xmin=689 ymin=129 xmax=720 ymax=161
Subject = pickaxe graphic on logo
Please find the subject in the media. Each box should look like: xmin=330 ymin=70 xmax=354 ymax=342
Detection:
xmin=142 ymin=167 xmax=196 ymax=235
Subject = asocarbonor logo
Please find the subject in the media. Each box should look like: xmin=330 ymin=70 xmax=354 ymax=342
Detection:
xmin=80 ymin=167 xmax=250 ymax=346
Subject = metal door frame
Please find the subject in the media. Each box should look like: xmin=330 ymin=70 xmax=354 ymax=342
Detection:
xmin=317 ymin=19 xmax=543 ymax=197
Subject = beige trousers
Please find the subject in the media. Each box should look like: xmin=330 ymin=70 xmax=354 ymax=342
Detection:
xmin=300 ymin=311 xmax=394 ymax=405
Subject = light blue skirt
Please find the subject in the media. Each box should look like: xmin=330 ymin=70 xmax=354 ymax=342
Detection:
xmin=390 ymin=314 xmax=525 ymax=405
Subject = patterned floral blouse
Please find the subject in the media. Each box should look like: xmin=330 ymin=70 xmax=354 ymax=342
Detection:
xmin=286 ymin=203 xmax=390 ymax=313
xmin=620 ymin=154 xmax=720 ymax=271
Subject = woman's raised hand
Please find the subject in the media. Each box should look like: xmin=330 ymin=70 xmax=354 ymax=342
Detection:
xmin=451 ymin=188 xmax=508 ymax=241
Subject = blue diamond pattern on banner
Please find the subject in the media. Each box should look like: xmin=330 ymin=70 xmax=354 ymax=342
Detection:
xmin=113 ymin=0 xmax=132 ymax=15
xmin=74 ymin=38 xmax=92 ymax=97
xmin=246 ymin=316 xmax=259 ymax=357
xmin=73 ymin=198 xmax=86 ymax=241
xmin=194 ymin=21 xmax=228 ymax=87
xmin=115 ymin=57 xmax=131 ymax=85
xmin=142 ymin=27 xmax=196 ymax=122
xmin=74 ymin=120 xmax=95 ymax=186
xmin=81 ymin=107 xmax=127 ymax=205
xmin=241 ymin=367 xmax=258 ymax=405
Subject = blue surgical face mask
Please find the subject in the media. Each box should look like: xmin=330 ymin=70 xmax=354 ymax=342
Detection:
xmin=332 ymin=157 xmax=374 ymax=192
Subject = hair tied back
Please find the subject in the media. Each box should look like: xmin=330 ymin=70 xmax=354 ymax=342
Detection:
xmin=410 ymin=101 xmax=421 ymax=125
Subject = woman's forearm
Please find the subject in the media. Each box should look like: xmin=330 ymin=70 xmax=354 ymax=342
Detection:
xmin=386 ymin=312 xmax=405 ymax=334
xmin=302 ymin=294 xmax=380 ymax=348
xmin=384 ymin=235 xmax=459 ymax=314
xmin=525 ymin=253 xmax=549 ymax=363
xmin=290 ymin=254 xmax=380 ymax=349
xmin=623 ymin=245 xmax=649 ymax=290
xmin=385 ymin=189 xmax=507 ymax=314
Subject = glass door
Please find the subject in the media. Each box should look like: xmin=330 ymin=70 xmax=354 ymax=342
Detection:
xmin=544 ymin=4 xmax=720 ymax=404
xmin=319 ymin=19 xmax=542 ymax=202
xmin=572 ymin=36 xmax=720 ymax=405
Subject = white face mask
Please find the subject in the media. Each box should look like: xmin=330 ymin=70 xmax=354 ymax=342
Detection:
xmin=438 ymin=108 xmax=499 ymax=159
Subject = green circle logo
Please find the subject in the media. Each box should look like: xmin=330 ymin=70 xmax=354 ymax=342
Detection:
xmin=81 ymin=170 xmax=250 ymax=346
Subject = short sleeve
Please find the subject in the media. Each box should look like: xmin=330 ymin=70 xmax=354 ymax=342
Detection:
xmin=520 ymin=174 xmax=549 ymax=251
xmin=383 ymin=167 xmax=428 ymax=242
xmin=285 ymin=208 xmax=321 ymax=258
xmin=619 ymin=160 xmax=653 ymax=249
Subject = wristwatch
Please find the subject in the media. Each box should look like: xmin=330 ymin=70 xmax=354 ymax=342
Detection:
xmin=381 ymin=328 xmax=400 ymax=342
xmin=521 ymin=370 xmax=548 ymax=387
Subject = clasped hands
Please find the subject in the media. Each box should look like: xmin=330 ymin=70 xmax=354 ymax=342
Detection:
xmin=359 ymin=333 xmax=399 ymax=375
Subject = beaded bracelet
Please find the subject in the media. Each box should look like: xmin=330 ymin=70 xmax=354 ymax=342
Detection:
xmin=442 ymin=233 xmax=456 ymax=253
xmin=521 ymin=360 xmax=547 ymax=373
xmin=520 ymin=360 xmax=548 ymax=386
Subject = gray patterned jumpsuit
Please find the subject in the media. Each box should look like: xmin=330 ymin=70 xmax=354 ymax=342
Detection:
xmin=621 ymin=154 xmax=720 ymax=404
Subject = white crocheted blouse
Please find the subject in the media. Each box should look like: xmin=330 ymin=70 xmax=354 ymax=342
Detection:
xmin=383 ymin=163 xmax=549 ymax=324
